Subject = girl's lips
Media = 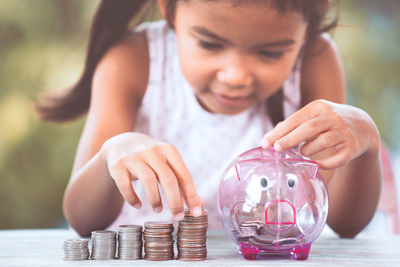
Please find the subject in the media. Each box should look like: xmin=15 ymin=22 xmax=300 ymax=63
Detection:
xmin=213 ymin=93 xmax=249 ymax=107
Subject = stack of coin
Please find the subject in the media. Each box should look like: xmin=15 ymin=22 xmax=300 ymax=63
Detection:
xmin=90 ymin=230 xmax=117 ymax=260
xmin=177 ymin=210 xmax=208 ymax=261
xmin=232 ymin=220 xmax=263 ymax=242
xmin=63 ymin=239 xmax=89 ymax=261
xmin=117 ymin=224 xmax=143 ymax=260
xmin=143 ymin=221 xmax=174 ymax=261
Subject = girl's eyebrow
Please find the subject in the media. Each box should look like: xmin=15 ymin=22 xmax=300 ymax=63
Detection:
xmin=191 ymin=26 xmax=295 ymax=48
xmin=191 ymin=26 xmax=231 ymax=44
xmin=254 ymin=38 xmax=295 ymax=49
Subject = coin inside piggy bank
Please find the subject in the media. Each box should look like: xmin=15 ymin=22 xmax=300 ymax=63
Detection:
xmin=218 ymin=147 xmax=328 ymax=260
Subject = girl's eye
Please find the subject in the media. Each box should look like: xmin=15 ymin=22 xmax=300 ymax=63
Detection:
xmin=258 ymin=50 xmax=284 ymax=59
xmin=198 ymin=40 xmax=222 ymax=50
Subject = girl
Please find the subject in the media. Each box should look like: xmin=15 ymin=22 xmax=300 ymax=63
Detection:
xmin=37 ymin=0 xmax=381 ymax=238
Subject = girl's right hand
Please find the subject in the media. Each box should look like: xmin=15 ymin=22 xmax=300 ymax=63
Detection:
xmin=100 ymin=132 xmax=203 ymax=220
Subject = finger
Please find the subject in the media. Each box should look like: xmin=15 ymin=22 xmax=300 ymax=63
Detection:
xmin=317 ymin=146 xmax=352 ymax=170
xmin=125 ymin=160 xmax=163 ymax=212
xmin=146 ymin=153 xmax=185 ymax=220
xmin=300 ymin=130 xmax=343 ymax=157
xmin=273 ymin=117 xmax=331 ymax=151
xmin=112 ymin=167 xmax=142 ymax=209
xmin=163 ymin=144 xmax=203 ymax=217
xmin=261 ymin=101 xmax=322 ymax=148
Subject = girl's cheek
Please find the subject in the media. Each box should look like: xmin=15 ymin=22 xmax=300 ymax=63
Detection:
xmin=180 ymin=56 xmax=213 ymax=92
xmin=257 ymin=65 xmax=290 ymax=94
xmin=181 ymin=52 xmax=220 ymax=87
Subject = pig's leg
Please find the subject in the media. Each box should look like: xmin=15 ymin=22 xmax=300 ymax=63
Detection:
xmin=239 ymin=242 xmax=258 ymax=260
xmin=291 ymin=243 xmax=311 ymax=260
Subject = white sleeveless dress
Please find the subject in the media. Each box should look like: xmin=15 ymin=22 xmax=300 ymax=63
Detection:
xmin=107 ymin=20 xmax=302 ymax=230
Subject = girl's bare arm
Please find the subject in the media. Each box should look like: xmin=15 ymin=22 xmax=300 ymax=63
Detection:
xmin=301 ymin=36 xmax=381 ymax=237
xmin=63 ymin=31 xmax=203 ymax=237
xmin=63 ymin=32 xmax=149 ymax=236
xmin=263 ymin=34 xmax=381 ymax=237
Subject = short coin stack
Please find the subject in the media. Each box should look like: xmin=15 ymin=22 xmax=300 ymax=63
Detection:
xmin=177 ymin=210 xmax=208 ymax=261
xmin=90 ymin=230 xmax=117 ymax=260
xmin=63 ymin=239 xmax=89 ymax=260
xmin=117 ymin=225 xmax=143 ymax=260
xmin=143 ymin=221 xmax=174 ymax=261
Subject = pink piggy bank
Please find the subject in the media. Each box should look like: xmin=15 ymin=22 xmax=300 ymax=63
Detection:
xmin=218 ymin=147 xmax=328 ymax=260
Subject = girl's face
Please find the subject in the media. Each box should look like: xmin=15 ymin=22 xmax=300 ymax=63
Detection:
xmin=173 ymin=0 xmax=308 ymax=115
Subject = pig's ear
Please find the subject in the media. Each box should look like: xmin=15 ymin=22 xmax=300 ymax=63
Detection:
xmin=234 ymin=163 xmax=241 ymax=182
xmin=221 ymin=164 xmax=240 ymax=184
xmin=282 ymin=160 xmax=319 ymax=180
xmin=235 ymin=160 xmax=277 ymax=182
xmin=234 ymin=161 xmax=259 ymax=182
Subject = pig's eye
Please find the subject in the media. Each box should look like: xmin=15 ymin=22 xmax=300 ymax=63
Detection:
xmin=260 ymin=176 xmax=269 ymax=189
xmin=287 ymin=175 xmax=298 ymax=189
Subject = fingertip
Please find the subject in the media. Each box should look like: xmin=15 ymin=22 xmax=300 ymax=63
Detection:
xmin=173 ymin=211 xmax=185 ymax=221
xmin=133 ymin=202 xmax=142 ymax=209
xmin=192 ymin=206 xmax=202 ymax=217
xmin=153 ymin=205 xmax=163 ymax=213
xmin=261 ymin=139 xmax=270 ymax=149
xmin=274 ymin=142 xmax=282 ymax=152
xmin=263 ymin=132 xmax=271 ymax=139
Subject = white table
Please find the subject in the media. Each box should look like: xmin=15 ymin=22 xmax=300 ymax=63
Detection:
xmin=0 ymin=229 xmax=399 ymax=266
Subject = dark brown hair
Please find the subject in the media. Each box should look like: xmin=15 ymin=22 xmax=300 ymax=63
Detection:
xmin=35 ymin=0 xmax=338 ymax=124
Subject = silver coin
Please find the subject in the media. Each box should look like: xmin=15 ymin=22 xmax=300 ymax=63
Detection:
xmin=63 ymin=239 xmax=90 ymax=261
xmin=176 ymin=209 xmax=208 ymax=261
xmin=118 ymin=224 xmax=142 ymax=232
xmin=144 ymin=221 xmax=173 ymax=228
xmin=143 ymin=221 xmax=175 ymax=261
xmin=91 ymin=231 xmax=116 ymax=260
xmin=117 ymin=224 xmax=143 ymax=260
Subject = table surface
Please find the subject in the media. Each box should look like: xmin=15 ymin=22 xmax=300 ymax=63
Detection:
xmin=0 ymin=229 xmax=399 ymax=267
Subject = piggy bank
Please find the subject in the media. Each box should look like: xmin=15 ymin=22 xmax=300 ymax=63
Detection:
xmin=218 ymin=147 xmax=328 ymax=260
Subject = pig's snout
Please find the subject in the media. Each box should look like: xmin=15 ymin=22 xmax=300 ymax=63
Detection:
xmin=265 ymin=199 xmax=296 ymax=226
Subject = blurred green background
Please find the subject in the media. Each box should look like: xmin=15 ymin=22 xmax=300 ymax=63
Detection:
xmin=0 ymin=0 xmax=399 ymax=229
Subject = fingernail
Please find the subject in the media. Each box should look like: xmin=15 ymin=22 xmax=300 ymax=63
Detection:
xmin=274 ymin=142 xmax=281 ymax=151
xmin=261 ymin=139 xmax=270 ymax=149
xmin=173 ymin=212 xmax=184 ymax=221
xmin=192 ymin=206 xmax=202 ymax=217
xmin=133 ymin=203 xmax=142 ymax=209
xmin=153 ymin=205 xmax=163 ymax=213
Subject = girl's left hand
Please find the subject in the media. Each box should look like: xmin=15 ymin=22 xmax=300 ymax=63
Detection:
xmin=261 ymin=99 xmax=380 ymax=170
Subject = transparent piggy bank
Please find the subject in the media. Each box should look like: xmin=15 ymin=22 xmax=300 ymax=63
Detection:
xmin=218 ymin=147 xmax=328 ymax=260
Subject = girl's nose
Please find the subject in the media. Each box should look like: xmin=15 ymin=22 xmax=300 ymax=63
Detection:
xmin=217 ymin=63 xmax=253 ymax=89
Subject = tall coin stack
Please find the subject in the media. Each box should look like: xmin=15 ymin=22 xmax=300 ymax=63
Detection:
xmin=63 ymin=239 xmax=89 ymax=260
xmin=90 ymin=230 xmax=117 ymax=260
xmin=117 ymin=225 xmax=143 ymax=260
xmin=177 ymin=210 xmax=208 ymax=261
xmin=143 ymin=221 xmax=174 ymax=261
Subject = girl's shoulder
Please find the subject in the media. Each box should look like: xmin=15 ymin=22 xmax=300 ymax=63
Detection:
xmin=93 ymin=29 xmax=149 ymax=101
xmin=300 ymin=33 xmax=346 ymax=105
xmin=303 ymin=33 xmax=340 ymax=64
xmin=94 ymin=20 xmax=169 ymax=103
xmin=96 ymin=28 xmax=149 ymax=101
xmin=74 ymin=29 xmax=151 ymax=174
